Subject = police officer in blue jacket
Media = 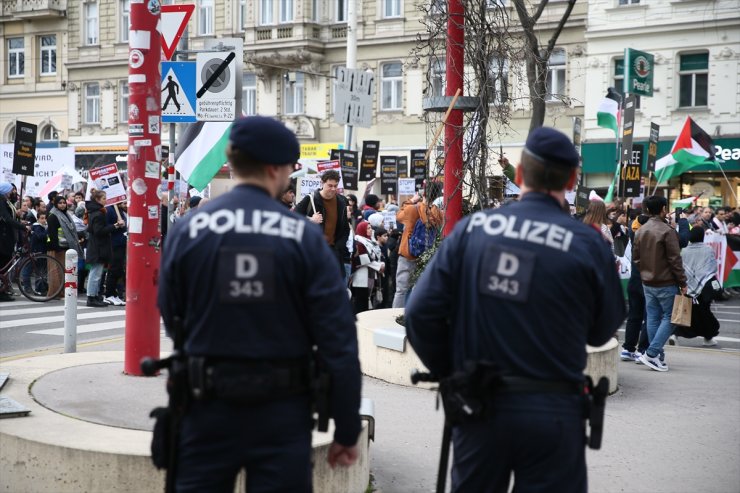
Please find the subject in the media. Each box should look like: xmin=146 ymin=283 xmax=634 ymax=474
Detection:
xmin=406 ymin=127 xmax=626 ymax=492
xmin=158 ymin=116 xmax=362 ymax=492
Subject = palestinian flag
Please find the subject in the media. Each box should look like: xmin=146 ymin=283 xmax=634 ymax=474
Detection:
xmin=597 ymin=88 xmax=621 ymax=136
xmin=655 ymin=117 xmax=716 ymax=184
xmin=722 ymin=235 xmax=740 ymax=288
xmin=175 ymin=121 xmax=232 ymax=191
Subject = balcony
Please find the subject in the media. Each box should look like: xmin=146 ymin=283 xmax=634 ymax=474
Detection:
xmin=0 ymin=0 xmax=66 ymax=20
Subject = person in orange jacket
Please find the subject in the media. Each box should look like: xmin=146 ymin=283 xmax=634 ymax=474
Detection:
xmin=391 ymin=181 xmax=443 ymax=308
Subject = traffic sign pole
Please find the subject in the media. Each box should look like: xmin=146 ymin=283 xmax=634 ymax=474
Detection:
xmin=124 ymin=0 xmax=161 ymax=376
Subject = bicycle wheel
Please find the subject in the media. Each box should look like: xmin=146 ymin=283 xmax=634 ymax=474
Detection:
xmin=16 ymin=254 xmax=65 ymax=302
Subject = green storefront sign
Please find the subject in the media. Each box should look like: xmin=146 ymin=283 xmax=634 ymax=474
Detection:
xmin=582 ymin=138 xmax=740 ymax=175
xmin=624 ymin=48 xmax=654 ymax=97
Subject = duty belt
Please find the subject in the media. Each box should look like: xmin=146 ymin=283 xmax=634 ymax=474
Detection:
xmin=497 ymin=375 xmax=584 ymax=395
xmin=187 ymin=356 xmax=311 ymax=404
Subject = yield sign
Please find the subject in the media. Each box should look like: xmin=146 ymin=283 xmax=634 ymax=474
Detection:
xmin=161 ymin=4 xmax=194 ymax=60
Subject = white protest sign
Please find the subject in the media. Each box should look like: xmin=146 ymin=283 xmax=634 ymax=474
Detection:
xmin=382 ymin=210 xmax=397 ymax=231
xmin=0 ymin=145 xmax=75 ymax=197
xmin=317 ymin=160 xmax=344 ymax=191
xmin=298 ymin=176 xmax=322 ymax=197
xmin=398 ymin=178 xmax=416 ymax=196
xmin=89 ymin=163 xmax=127 ymax=205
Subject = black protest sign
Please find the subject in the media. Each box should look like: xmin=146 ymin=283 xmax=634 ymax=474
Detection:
xmin=360 ymin=141 xmax=379 ymax=181
xmin=330 ymin=149 xmax=341 ymax=161
xmin=397 ymin=155 xmax=408 ymax=179
xmin=380 ymin=156 xmax=398 ymax=195
xmin=647 ymin=122 xmax=659 ymax=173
xmin=340 ymin=150 xmax=358 ymax=191
xmin=621 ymin=95 xmax=636 ymax=166
xmin=620 ymin=143 xmax=643 ymax=198
xmin=12 ymin=121 xmax=37 ymax=176
xmin=575 ymin=187 xmax=591 ymax=215
xmin=411 ymin=149 xmax=427 ymax=190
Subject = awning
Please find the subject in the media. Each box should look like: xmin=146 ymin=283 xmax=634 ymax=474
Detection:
xmin=582 ymin=137 xmax=740 ymax=174
xmin=75 ymin=145 xmax=128 ymax=154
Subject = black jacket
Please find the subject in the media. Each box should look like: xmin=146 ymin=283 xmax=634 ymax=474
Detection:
xmin=0 ymin=196 xmax=25 ymax=256
xmin=294 ymin=191 xmax=350 ymax=261
xmin=86 ymin=201 xmax=116 ymax=264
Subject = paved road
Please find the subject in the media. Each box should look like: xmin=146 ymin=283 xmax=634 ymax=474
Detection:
xmin=0 ymin=297 xmax=132 ymax=357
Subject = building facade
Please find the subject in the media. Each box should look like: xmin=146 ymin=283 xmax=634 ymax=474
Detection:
xmin=582 ymin=0 xmax=740 ymax=206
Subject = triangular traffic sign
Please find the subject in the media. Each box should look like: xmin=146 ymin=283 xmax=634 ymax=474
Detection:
xmin=161 ymin=4 xmax=194 ymax=61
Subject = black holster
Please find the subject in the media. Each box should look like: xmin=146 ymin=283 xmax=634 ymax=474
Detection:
xmin=438 ymin=361 xmax=503 ymax=425
xmin=583 ymin=376 xmax=609 ymax=450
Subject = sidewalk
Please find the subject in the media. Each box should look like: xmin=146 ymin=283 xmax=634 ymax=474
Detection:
xmin=2 ymin=339 xmax=739 ymax=493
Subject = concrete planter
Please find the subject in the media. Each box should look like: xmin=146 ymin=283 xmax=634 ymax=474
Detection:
xmin=357 ymin=309 xmax=619 ymax=393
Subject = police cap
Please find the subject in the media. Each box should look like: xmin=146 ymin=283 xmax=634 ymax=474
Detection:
xmin=229 ymin=116 xmax=300 ymax=166
xmin=523 ymin=127 xmax=579 ymax=168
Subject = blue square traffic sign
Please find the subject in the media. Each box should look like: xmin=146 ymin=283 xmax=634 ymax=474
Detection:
xmin=161 ymin=61 xmax=197 ymax=123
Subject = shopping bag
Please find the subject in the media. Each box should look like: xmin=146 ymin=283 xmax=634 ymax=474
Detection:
xmin=671 ymin=294 xmax=692 ymax=327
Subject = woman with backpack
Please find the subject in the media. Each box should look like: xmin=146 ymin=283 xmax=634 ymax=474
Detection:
xmin=85 ymin=190 xmax=124 ymax=307
xmin=391 ymin=181 xmax=443 ymax=308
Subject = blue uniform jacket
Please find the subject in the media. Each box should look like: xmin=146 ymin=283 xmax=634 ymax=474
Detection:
xmin=158 ymin=184 xmax=362 ymax=446
xmin=406 ymin=193 xmax=626 ymax=383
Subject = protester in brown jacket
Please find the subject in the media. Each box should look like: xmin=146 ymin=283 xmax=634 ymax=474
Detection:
xmin=633 ymin=195 xmax=687 ymax=372
xmin=391 ymin=181 xmax=443 ymax=308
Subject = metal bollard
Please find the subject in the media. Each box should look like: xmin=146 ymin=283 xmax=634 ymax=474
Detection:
xmin=64 ymin=249 xmax=78 ymax=353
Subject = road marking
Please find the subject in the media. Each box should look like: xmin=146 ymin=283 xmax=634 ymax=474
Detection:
xmin=0 ymin=310 xmax=126 ymax=329
xmin=716 ymin=319 xmax=740 ymax=323
xmin=0 ymin=306 xmax=94 ymax=317
xmin=28 ymin=321 xmax=126 ymax=336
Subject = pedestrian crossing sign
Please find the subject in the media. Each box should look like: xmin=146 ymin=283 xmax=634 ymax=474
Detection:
xmin=161 ymin=61 xmax=197 ymax=123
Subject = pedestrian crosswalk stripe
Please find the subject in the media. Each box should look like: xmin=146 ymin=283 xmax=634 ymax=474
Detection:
xmin=0 ymin=306 xmax=95 ymax=317
xmin=28 ymin=321 xmax=126 ymax=336
xmin=0 ymin=310 xmax=126 ymax=329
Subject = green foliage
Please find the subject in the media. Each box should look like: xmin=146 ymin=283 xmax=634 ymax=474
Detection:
xmin=409 ymin=235 xmax=443 ymax=288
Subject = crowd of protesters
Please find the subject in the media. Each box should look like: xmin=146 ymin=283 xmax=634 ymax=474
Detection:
xmin=3 ymin=173 xmax=738 ymax=362
xmin=0 ymin=184 xmax=128 ymax=306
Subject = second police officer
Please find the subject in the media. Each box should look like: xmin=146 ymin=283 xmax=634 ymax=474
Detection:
xmin=406 ymin=127 xmax=626 ymax=492
xmin=158 ymin=116 xmax=362 ymax=492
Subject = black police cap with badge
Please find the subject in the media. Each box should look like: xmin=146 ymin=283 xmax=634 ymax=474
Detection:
xmin=523 ymin=127 xmax=580 ymax=169
xmin=229 ymin=116 xmax=301 ymax=166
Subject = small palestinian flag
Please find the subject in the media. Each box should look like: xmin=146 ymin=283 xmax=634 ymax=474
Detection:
xmin=721 ymin=235 xmax=740 ymax=289
xmin=655 ymin=117 xmax=716 ymax=184
xmin=597 ymin=88 xmax=621 ymax=136
xmin=175 ymin=121 xmax=232 ymax=191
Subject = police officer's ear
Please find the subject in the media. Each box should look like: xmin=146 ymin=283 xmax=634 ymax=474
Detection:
xmin=514 ymin=164 xmax=524 ymax=187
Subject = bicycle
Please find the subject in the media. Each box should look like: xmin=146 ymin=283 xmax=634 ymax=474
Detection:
xmin=0 ymin=235 xmax=66 ymax=302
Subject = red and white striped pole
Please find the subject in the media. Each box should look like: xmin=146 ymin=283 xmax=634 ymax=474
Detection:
xmin=443 ymin=0 xmax=465 ymax=236
xmin=124 ymin=0 xmax=161 ymax=375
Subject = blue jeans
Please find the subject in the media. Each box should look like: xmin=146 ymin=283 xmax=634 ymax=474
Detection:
xmin=643 ymin=285 xmax=678 ymax=359
xmin=87 ymin=263 xmax=104 ymax=297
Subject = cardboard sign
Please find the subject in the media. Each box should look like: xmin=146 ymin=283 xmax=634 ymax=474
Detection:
xmin=380 ymin=156 xmax=398 ymax=195
xmin=398 ymin=178 xmax=416 ymax=196
xmin=340 ymin=150 xmax=358 ymax=191
xmin=12 ymin=121 xmax=37 ymax=176
xmin=298 ymin=176 xmax=322 ymax=197
xmin=397 ymin=155 xmax=408 ymax=179
xmin=317 ymin=160 xmax=344 ymax=190
xmin=411 ymin=149 xmax=427 ymax=190
xmin=360 ymin=140 xmax=379 ymax=181
xmin=89 ymin=163 xmax=127 ymax=205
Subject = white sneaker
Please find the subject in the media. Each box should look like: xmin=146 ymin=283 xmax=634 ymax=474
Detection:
xmin=103 ymin=296 xmax=116 ymax=305
xmin=639 ymin=353 xmax=669 ymax=372
xmin=112 ymin=296 xmax=126 ymax=306
xmin=702 ymin=337 xmax=718 ymax=347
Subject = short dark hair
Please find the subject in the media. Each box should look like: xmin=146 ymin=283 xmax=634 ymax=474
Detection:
xmin=226 ymin=145 xmax=268 ymax=179
xmin=519 ymin=152 xmax=573 ymax=191
xmin=321 ymin=170 xmax=340 ymax=183
xmin=365 ymin=194 xmax=380 ymax=208
xmin=74 ymin=192 xmax=84 ymax=198
xmin=643 ymin=195 xmax=667 ymax=215
xmin=689 ymin=226 xmax=705 ymax=243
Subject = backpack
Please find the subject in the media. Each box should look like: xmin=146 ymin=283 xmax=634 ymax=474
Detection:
xmin=408 ymin=205 xmax=438 ymax=258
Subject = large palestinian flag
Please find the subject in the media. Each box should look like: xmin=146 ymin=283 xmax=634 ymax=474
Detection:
xmin=655 ymin=117 xmax=716 ymax=183
xmin=175 ymin=121 xmax=232 ymax=191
